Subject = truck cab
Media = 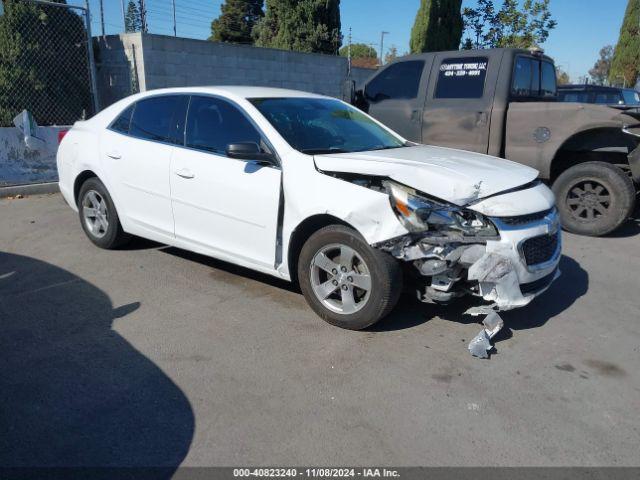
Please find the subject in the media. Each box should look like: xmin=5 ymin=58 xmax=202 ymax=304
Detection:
xmin=354 ymin=48 xmax=640 ymax=236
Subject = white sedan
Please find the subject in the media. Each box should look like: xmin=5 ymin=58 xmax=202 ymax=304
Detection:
xmin=57 ymin=87 xmax=561 ymax=330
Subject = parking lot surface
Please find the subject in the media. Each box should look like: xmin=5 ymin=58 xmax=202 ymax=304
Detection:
xmin=1 ymin=193 xmax=639 ymax=467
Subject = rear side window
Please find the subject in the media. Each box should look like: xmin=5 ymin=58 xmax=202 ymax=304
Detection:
xmin=594 ymin=92 xmax=622 ymax=104
xmin=110 ymin=104 xmax=134 ymax=134
xmin=365 ymin=61 xmax=424 ymax=102
xmin=130 ymin=96 xmax=182 ymax=142
xmin=185 ymin=96 xmax=261 ymax=155
xmin=434 ymin=57 xmax=488 ymax=99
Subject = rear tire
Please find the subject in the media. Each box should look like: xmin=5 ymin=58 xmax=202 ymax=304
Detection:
xmin=298 ymin=225 xmax=402 ymax=330
xmin=77 ymin=177 xmax=131 ymax=249
xmin=552 ymin=161 xmax=636 ymax=236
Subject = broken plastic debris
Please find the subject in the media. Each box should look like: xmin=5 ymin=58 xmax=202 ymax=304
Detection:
xmin=12 ymin=110 xmax=46 ymax=151
xmin=468 ymin=311 xmax=504 ymax=359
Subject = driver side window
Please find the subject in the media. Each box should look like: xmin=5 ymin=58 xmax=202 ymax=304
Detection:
xmin=185 ymin=96 xmax=262 ymax=155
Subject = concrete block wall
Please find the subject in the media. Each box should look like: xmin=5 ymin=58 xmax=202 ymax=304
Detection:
xmin=96 ymin=34 xmax=146 ymax=107
xmin=97 ymin=33 xmax=360 ymax=106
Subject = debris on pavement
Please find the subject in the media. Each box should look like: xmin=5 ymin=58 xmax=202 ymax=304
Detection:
xmin=468 ymin=311 xmax=504 ymax=359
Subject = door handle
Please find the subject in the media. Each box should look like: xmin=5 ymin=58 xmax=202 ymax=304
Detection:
xmin=174 ymin=168 xmax=195 ymax=179
xmin=410 ymin=109 xmax=421 ymax=123
xmin=106 ymin=150 xmax=121 ymax=160
xmin=476 ymin=112 xmax=488 ymax=126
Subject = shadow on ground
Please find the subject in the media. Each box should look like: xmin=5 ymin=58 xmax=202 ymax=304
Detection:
xmin=0 ymin=252 xmax=194 ymax=475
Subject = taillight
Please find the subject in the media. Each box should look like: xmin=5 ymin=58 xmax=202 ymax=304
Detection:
xmin=57 ymin=129 xmax=69 ymax=144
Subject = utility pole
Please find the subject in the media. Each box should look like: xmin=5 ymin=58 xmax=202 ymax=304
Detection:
xmin=172 ymin=0 xmax=177 ymax=36
xmin=120 ymin=0 xmax=126 ymax=32
xmin=139 ymin=0 xmax=148 ymax=33
xmin=379 ymin=31 xmax=389 ymax=66
xmin=347 ymin=27 xmax=352 ymax=74
xmin=99 ymin=0 xmax=105 ymax=36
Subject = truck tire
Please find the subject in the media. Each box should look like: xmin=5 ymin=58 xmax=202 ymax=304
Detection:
xmin=552 ymin=161 xmax=636 ymax=236
xmin=298 ymin=225 xmax=403 ymax=330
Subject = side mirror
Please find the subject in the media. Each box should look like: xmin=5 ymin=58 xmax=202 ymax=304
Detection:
xmin=226 ymin=142 xmax=276 ymax=165
xmin=13 ymin=110 xmax=46 ymax=152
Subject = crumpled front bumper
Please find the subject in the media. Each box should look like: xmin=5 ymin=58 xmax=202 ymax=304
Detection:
xmin=466 ymin=215 xmax=561 ymax=314
xmin=375 ymin=208 xmax=562 ymax=313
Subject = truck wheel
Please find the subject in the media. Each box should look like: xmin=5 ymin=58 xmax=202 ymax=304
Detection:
xmin=298 ymin=225 xmax=403 ymax=330
xmin=552 ymin=161 xmax=636 ymax=236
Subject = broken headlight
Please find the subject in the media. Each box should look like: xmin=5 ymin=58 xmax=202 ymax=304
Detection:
xmin=384 ymin=180 xmax=498 ymax=238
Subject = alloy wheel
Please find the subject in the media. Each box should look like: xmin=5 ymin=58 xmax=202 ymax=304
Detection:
xmin=309 ymin=243 xmax=372 ymax=315
xmin=565 ymin=180 xmax=611 ymax=222
xmin=82 ymin=190 xmax=109 ymax=239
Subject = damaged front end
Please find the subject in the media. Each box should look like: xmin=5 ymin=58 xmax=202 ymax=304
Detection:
xmin=324 ymin=173 xmax=561 ymax=357
xmin=373 ymin=180 xmax=550 ymax=312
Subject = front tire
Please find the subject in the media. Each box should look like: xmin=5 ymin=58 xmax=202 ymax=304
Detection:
xmin=77 ymin=177 xmax=131 ymax=249
xmin=298 ymin=225 xmax=402 ymax=330
xmin=552 ymin=161 xmax=636 ymax=236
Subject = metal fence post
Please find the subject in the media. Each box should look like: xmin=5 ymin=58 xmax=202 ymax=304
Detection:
xmin=84 ymin=0 xmax=100 ymax=114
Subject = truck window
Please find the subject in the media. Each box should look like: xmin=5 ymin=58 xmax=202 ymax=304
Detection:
xmin=541 ymin=61 xmax=557 ymax=98
xmin=512 ymin=57 xmax=533 ymax=97
xmin=365 ymin=61 xmax=424 ymax=102
xmin=512 ymin=56 xmax=557 ymax=99
xmin=434 ymin=56 xmax=488 ymax=99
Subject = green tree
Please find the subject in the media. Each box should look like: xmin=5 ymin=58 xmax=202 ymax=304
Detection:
xmin=338 ymin=42 xmax=377 ymax=58
xmin=384 ymin=45 xmax=399 ymax=64
xmin=0 ymin=0 xmax=91 ymax=126
xmin=254 ymin=0 xmax=342 ymax=54
xmin=210 ymin=0 xmax=264 ymax=44
xmin=589 ymin=45 xmax=614 ymax=85
xmin=125 ymin=0 xmax=142 ymax=33
xmin=462 ymin=0 xmax=556 ymax=49
xmin=609 ymin=0 xmax=639 ymax=87
xmin=410 ymin=0 xmax=464 ymax=53
xmin=556 ymin=66 xmax=570 ymax=85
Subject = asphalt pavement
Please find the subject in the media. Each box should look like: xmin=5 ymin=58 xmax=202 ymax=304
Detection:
xmin=1 ymin=193 xmax=639 ymax=468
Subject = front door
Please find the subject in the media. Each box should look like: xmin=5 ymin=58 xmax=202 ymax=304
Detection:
xmin=170 ymin=95 xmax=281 ymax=269
xmin=421 ymin=53 xmax=497 ymax=154
xmin=363 ymin=59 xmax=430 ymax=142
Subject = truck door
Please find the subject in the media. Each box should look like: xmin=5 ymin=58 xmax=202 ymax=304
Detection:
xmin=421 ymin=53 xmax=498 ymax=154
xmin=363 ymin=59 xmax=431 ymax=141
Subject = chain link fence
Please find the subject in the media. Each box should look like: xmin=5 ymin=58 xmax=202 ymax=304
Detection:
xmin=0 ymin=0 xmax=98 ymax=127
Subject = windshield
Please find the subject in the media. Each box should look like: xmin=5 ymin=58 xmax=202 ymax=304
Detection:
xmin=249 ymin=97 xmax=406 ymax=154
xmin=622 ymin=90 xmax=640 ymax=105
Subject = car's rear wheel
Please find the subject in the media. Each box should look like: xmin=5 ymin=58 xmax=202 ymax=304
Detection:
xmin=78 ymin=178 xmax=131 ymax=249
xmin=552 ymin=161 xmax=636 ymax=236
xmin=298 ymin=225 xmax=402 ymax=330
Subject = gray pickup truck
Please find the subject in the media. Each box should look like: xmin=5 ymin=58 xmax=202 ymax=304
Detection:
xmin=352 ymin=48 xmax=640 ymax=236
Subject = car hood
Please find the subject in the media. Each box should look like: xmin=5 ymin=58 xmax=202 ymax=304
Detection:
xmin=314 ymin=145 xmax=539 ymax=206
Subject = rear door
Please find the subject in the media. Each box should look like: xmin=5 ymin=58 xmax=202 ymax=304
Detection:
xmin=101 ymin=95 xmax=187 ymax=239
xmin=363 ymin=59 xmax=430 ymax=141
xmin=421 ymin=53 xmax=497 ymax=153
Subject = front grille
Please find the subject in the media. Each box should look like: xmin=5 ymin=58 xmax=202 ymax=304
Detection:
xmin=521 ymin=232 xmax=559 ymax=266
xmin=496 ymin=208 xmax=553 ymax=226
xmin=520 ymin=267 xmax=558 ymax=294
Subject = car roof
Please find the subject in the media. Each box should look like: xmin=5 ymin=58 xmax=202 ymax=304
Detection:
xmin=135 ymin=86 xmax=329 ymax=100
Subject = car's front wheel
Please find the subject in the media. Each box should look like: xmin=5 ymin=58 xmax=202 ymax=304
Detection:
xmin=298 ymin=225 xmax=402 ymax=330
xmin=77 ymin=177 xmax=131 ymax=249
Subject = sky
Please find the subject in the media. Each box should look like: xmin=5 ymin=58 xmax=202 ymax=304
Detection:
xmin=69 ymin=0 xmax=630 ymax=81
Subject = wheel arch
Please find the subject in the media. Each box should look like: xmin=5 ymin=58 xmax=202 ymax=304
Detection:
xmin=73 ymin=170 xmax=100 ymax=207
xmin=550 ymin=127 xmax=635 ymax=182
xmin=286 ymin=214 xmax=353 ymax=285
